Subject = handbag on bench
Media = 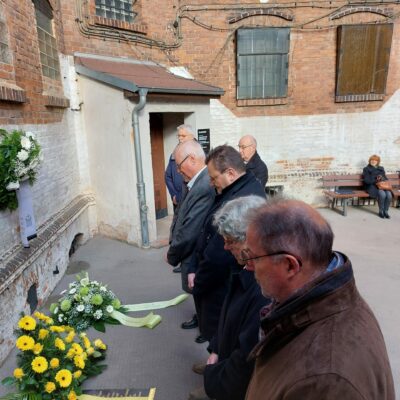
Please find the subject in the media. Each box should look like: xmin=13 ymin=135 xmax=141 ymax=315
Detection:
xmin=376 ymin=180 xmax=393 ymax=191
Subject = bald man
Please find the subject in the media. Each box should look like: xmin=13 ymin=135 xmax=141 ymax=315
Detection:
xmin=238 ymin=135 xmax=268 ymax=188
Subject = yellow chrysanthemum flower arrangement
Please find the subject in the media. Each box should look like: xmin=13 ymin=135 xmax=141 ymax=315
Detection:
xmin=0 ymin=313 xmax=107 ymax=400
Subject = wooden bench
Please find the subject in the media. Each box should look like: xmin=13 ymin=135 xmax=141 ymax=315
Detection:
xmin=322 ymin=173 xmax=400 ymax=216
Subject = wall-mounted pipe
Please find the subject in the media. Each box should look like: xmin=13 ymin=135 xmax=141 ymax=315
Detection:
xmin=132 ymin=88 xmax=150 ymax=248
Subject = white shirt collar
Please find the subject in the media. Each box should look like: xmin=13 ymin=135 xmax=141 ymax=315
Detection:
xmin=187 ymin=166 xmax=207 ymax=190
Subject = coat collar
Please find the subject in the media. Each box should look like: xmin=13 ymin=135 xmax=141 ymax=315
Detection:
xmin=252 ymin=254 xmax=355 ymax=359
xmin=217 ymin=171 xmax=253 ymax=198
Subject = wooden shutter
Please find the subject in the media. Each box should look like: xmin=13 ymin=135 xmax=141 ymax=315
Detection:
xmin=336 ymin=24 xmax=393 ymax=97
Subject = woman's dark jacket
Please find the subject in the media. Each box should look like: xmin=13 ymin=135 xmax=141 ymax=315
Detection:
xmin=189 ymin=172 xmax=266 ymax=340
xmin=362 ymin=164 xmax=388 ymax=198
xmin=204 ymin=269 xmax=269 ymax=400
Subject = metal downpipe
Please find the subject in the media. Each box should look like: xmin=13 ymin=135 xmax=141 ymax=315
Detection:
xmin=132 ymin=88 xmax=150 ymax=248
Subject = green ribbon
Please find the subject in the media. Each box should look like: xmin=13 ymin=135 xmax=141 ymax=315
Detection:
xmin=110 ymin=294 xmax=188 ymax=329
xmin=123 ymin=293 xmax=189 ymax=312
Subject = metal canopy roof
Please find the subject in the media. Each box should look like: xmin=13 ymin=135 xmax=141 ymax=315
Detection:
xmin=74 ymin=53 xmax=224 ymax=97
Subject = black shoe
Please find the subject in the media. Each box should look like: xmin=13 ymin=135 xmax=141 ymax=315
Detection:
xmin=378 ymin=211 xmax=385 ymax=219
xmin=173 ymin=266 xmax=182 ymax=273
xmin=195 ymin=335 xmax=207 ymax=344
xmin=384 ymin=212 xmax=391 ymax=219
xmin=181 ymin=315 xmax=198 ymax=329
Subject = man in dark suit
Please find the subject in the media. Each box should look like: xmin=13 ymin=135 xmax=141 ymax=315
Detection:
xmin=167 ymin=140 xmax=215 ymax=329
xmin=188 ymin=145 xmax=266 ymax=344
xmin=238 ymin=135 xmax=268 ymax=188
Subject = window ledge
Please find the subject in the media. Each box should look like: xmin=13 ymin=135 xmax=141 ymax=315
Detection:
xmin=335 ymin=94 xmax=384 ymax=103
xmin=92 ymin=15 xmax=147 ymax=34
xmin=0 ymin=83 xmax=26 ymax=103
xmin=44 ymin=94 xmax=70 ymax=108
xmin=237 ymin=97 xmax=288 ymax=107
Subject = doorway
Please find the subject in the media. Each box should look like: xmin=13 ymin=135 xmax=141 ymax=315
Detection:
xmin=150 ymin=113 xmax=168 ymax=219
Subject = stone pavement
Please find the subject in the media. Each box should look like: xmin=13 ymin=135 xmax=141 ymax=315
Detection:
xmin=0 ymin=204 xmax=399 ymax=399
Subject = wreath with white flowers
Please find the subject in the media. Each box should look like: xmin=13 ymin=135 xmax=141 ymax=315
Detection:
xmin=0 ymin=129 xmax=41 ymax=211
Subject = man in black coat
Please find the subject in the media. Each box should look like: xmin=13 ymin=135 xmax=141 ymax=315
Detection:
xmin=188 ymin=145 xmax=266 ymax=344
xmin=238 ymin=135 xmax=268 ymax=188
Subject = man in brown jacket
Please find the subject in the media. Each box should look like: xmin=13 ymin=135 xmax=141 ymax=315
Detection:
xmin=244 ymin=199 xmax=395 ymax=400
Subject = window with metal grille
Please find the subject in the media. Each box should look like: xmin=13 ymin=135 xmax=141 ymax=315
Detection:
xmin=0 ymin=23 xmax=11 ymax=64
xmin=0 ymin=6 xmax=11 ymax=64
xmin=95 ymin=0 xmax=137 ymax=23
xmin=336 ymin=24 xmax=393 ymax=99
xmin=237 ymin=28 xmax=290 ymax=100
xmin=33 ymin=0 xmax=60 ymax=80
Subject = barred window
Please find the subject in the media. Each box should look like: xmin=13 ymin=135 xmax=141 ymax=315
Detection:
xmin=0 ymin=23 xmax=11 ymax=64
xmin=237 ymin=28 xmax=290 ymax=100
xmin=336 ymin=24 xmax=393 ymax=100
xmin=95 ymin=0 xmax=137 ymax=23
xmin=0 ymin=6 xmax=11 ymax=64
xmin=33 ymin=0 xmax=60 ymax=80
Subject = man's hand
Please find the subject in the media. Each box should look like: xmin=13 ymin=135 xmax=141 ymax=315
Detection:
xmin=207 ymin=353 xmax=219 ymax=365
xmin=172 ymin=195 xmax=178 ymax=205
xmin=188 ymin=273 xmax=195 ymax=289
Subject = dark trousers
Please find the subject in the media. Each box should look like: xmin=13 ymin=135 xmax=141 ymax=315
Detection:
xmin=377 ymin=190 xmax=392 ymax=212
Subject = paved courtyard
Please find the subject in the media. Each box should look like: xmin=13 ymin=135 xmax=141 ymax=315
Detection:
xmin=0 ymin=205 xmax=399 ymax=399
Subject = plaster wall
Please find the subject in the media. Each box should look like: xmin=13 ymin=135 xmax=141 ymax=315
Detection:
xmin=78 ymin=76 xmax=140 ymax=244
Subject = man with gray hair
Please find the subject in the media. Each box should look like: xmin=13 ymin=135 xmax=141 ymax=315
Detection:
xmin=167 ymin=140 xmax=215 ymax=328
xmin=165 ymin=124 xmax=195 ymax=211
xmin=188 ymin=195 xmax=269 ymax=400
xmin=238 ymin=135 xmax=268 ymax=188
xmin=244 ymin=199 xmax=394 ymax=399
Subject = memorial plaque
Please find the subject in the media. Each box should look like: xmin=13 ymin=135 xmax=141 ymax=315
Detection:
xmin=197 ymin=128 xmax=210 ymax=155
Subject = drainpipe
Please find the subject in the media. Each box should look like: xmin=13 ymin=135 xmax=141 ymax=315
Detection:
xmin=132 ymin=88 xmax=150 ymax=248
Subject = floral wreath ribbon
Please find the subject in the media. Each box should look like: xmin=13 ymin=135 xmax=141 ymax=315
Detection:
xmin=110 ymin=294 xmax=189 ymax=329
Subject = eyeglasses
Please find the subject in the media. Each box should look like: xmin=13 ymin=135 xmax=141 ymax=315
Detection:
xmin=176 ymin=154 xmax=190 ymax=171
xmin=240 ymin=250 xmax=303 ymax=267
xmin=238 ymin=144 xmax=253 ymax=150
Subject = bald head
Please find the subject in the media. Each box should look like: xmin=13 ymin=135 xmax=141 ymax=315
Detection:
xmin=248 ymin=199 xmax=334 ymax=269
xmin=174 ymin=140 xmax=205 ymax=181
xmin=238 ymin=135 xmax=257 ymax=162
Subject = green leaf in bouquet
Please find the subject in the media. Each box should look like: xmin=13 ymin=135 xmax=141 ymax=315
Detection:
xmin=103 ymin=316 xmax=121 ymax=325
xmin=93 ymin=321 xmax=106 ymax=333
xmin=1 ymin=377 xmax=16 ymax=386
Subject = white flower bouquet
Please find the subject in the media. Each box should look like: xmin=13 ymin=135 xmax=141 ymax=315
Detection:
xmin=0 ymin=129 xmax=41 ymax=211
xmin=49 ymin=273 xmax=122 ymax=333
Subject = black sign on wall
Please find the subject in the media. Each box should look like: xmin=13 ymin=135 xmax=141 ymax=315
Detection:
xmin=197 ymin=128 xmax=210 ymax=155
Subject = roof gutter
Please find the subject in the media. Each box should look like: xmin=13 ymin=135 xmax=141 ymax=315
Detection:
xmin=132 ymin=88 xmax=150 ymax=248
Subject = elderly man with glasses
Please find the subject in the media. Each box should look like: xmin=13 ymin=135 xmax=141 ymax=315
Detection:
xmin=238 ymin=135 xmax=268 ymax=188
xmin=167 ymin=140 xmax=215 ymax=330
xmin=188 ymin=195 xmax=269 ymax=400
xmin=165 ymin=124 xmax=195 ymax=213
xmin=244 ymin=199 xmax=394 ymax=400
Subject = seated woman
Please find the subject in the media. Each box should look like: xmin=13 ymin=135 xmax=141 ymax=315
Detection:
xmin=363 ymin=155 xmax=393 ymax=219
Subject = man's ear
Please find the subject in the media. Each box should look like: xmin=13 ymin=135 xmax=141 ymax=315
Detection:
xmin=285 ymin=255 xmax=301 ymax=278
